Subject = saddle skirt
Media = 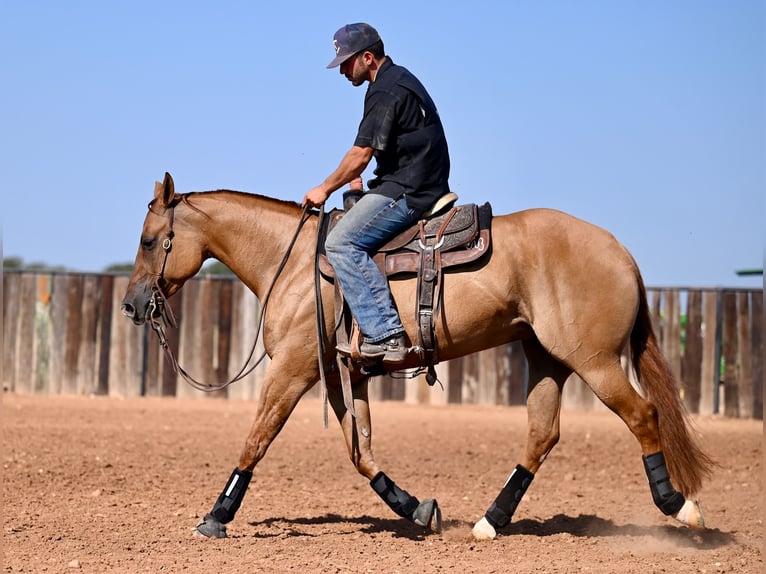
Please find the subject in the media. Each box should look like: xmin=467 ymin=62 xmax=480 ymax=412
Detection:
xmin=318 ymin=200 xmax=492 ymax=279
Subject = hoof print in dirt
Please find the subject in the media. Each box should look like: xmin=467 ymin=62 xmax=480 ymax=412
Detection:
xmin=195 ymin=514 xmax=227 ymax=538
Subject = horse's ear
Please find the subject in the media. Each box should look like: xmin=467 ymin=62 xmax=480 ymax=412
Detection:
xmin=154 ymin=172 xmax=175 ymax=208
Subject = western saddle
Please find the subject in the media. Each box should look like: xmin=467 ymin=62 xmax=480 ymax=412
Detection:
xmin=317 ymin=191 xmax=493 ymax=383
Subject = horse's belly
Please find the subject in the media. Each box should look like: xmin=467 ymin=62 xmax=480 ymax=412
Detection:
xmin=389 ymin=265 xmax=528 ymax=361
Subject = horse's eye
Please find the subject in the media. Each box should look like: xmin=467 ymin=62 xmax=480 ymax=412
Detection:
xmin=141 ymin=236 xmax=157 ymax=250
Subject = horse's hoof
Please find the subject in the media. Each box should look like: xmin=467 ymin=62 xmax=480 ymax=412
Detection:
xmin=673 ymin=499 xmax=705 ymax=530
xmin=472 ymin=516 xmax=497 ymax=540
xmin=412 ymin=498 xmax=442 ymax=533
xmin=195 ymin=513 xmax=228 ymax=538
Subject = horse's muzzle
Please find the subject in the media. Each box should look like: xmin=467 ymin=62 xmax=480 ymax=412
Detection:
xmin=120 ymin=301 xmax=146 ymax=325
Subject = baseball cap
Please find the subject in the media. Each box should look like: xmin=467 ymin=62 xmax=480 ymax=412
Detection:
xmin=326 ymin=23 xmax=381 ymax=69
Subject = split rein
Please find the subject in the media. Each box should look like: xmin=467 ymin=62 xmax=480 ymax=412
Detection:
xmin=146 ymin=197 xmax=313 ymax=393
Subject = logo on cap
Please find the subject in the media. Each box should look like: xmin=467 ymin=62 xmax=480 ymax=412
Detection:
xmin=326 ymin=23 xmax=380 ymax=69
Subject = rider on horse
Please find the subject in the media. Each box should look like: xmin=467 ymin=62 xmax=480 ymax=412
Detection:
xmin=302 ymin=23 xmax=452 ymax=368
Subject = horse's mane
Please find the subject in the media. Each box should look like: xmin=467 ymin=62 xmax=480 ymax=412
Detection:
xmin=181 ymin=189 xmax=305 ymax=217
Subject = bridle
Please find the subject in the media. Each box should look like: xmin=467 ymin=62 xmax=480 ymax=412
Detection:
xmin=145 ymin=195 xmax=313 ymax=393
xmin=147 ymin=199 xmax=178 ymax=336
xmin=145 ymin=198 xmax=182 ymax=379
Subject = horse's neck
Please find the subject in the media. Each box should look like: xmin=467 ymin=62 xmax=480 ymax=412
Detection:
xmin=195 ymin=191 xmax=311 ymax=299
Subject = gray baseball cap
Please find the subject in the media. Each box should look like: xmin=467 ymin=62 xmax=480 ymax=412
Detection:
xmin=326 ymin=23 xmax=381 ymax=69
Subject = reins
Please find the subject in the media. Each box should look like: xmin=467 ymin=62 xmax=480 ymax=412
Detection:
xmin=313 ymin=205 xmax=330 ymax=427
xmin=147 ymin=197 xmax=313 ymax=393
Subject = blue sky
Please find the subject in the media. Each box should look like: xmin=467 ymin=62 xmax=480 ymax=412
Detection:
xmin=2 ymin=1 xmax=763 ymax=288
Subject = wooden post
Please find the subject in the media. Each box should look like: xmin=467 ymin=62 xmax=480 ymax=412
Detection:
xmin=108 ymin=276 xmax=127 ymax=396
xmin=447 ymin=357 xmax=463 ymax=404
xmin=217 ymin=279 xmax=233 ymax=391
xmin=663 ymin=290 xmax=682 ymax=383
xmin=737 ymin=291 xmax=753 ymax=418
xmin=477 ymin=347 xmax=498 ymax=405
xmin=671 ymin=290 xmax=683 ymax=381
xmin=143 ymin=322 xmax=162 ymax=397
xmin=48 ymin=274 xmax=70 ymax=395
xmin=161 ymin=291 xmax=182 ymax=396
xmin=649 ymin=289 xmax=662 ymax=344
xmin=201 ymin=277 xmax=225 ymax=399
xmin=721 ymin=291 xmax=739 ymax=417
xmin=33 ymin=274 xmax=53 ymax=393
xmin=751 ymin=291 xmax=763 ymax=420
xmin=699 ymin=290 xmax=718 ymax=415
xmin=413 ymin=372 xmax=430 ymax=405
xmin=3 ymin=273 xmax=20 ymax=392
xmin=682 ymin=289 xmax=703 ymax=413
xmin=97 ymin=275 xmax=113 ymax=395
xmin=108 ymin=276 xmax=143 ymax=397
xmin=493 ymin=345 xmax=511 ymax=406
xmin=76 ymin=275 xmax=101 ymax=395
xmin=428 ymin=362 xmax=450 ymax=405
xmin=386 ymin=374 xmax=407 ymax=402
xmin=226 ymin=282 xmax=264 ymax=401
xmin=403 ymin=371 xmax=419 ymax=404
xmin=63 ymin=274 xmax=84 ymax=394
xmin=461 ymin=352 xmax=479 ymax=404
xmin=177 ymin=278 xmax=211 ymax=398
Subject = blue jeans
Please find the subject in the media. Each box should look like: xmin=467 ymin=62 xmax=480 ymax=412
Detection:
xmin=325 ymin=193 xmax=423 ymax=343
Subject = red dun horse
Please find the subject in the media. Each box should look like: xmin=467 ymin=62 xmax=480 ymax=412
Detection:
xmin=121 ymin=173 xmax=713 ymax=540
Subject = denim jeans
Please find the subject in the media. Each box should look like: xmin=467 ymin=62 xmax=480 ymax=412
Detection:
xmin=325 ymin=193 xmax=423 ymax=343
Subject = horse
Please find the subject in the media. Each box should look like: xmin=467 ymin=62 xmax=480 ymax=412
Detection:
xmin=120 ymin=172 xmax=713 ymax=540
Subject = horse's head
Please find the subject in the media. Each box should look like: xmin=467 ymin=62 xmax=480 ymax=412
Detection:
xmin=121 ymin=172 xmax=206 ymax=325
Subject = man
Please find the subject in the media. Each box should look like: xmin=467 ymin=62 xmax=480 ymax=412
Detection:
xmin=302 ymin=22 xmax=451 ymax=366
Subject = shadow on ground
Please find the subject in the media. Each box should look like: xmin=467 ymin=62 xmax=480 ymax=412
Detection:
xmin=246 ymin=512 xmax=736 ymax=549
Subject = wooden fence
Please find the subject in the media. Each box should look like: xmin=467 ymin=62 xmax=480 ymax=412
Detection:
xmin=2 ymin=271 xmax=762 ymax=419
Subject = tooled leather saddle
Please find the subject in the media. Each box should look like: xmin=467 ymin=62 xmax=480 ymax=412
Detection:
xmin=317 ymin=192 xmax=493 ymax=376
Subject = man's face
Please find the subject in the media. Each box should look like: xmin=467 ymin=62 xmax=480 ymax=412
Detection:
xmin=340 ymin=52 xmax=370 ymax=87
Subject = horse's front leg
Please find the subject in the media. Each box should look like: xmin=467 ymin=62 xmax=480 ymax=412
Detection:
xmin=327 ymin=375 xmax=442 ymax=533
xmin=473 ymin=339 xmax=569 ymax=540
xmin=196 ymin=359 xmax=312 ymax=539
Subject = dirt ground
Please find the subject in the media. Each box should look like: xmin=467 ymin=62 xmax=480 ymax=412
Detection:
xmin=2 ymin=393 xmax=762 ymax=574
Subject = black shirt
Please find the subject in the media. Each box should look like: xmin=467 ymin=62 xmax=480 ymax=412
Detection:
xmin=354 ymin=58 xmax=451 ymax=212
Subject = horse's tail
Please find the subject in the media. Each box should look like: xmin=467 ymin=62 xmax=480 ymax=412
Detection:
xmin=630 ymin=275 xmax=715 ymax=498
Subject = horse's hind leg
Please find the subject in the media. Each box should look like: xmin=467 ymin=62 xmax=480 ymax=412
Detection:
xmin=473 ymin=338 xmax=570 ymax=540
xmin=577 ymin=359 xmax=704 ymax=528
xmin=327 ymin=377 xmax=441 ymax=533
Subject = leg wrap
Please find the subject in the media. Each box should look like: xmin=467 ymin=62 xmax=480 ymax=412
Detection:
xmin=643 ymin=451 xmax=685 ymax=516
xmin=484 ymin=464 xmax=534 ymax=529
xmin=210 ymin=467 xmax=253 ymax=524
xmin=370 ymin=471 xmax=420 ymax=520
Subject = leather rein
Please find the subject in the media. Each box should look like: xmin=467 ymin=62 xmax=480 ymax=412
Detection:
xmin=146 ymin=196 xmax=313 ymax=393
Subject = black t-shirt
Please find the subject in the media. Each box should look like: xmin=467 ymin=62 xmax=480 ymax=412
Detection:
xmin=354 ymin=58 xmax=451 ymax=212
